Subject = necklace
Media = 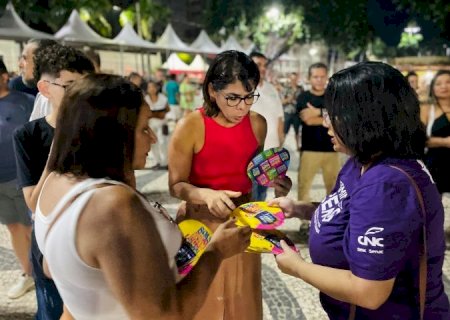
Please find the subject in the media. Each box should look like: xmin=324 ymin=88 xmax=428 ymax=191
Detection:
xmin=151 ymin=201 xmax=176 ymax=224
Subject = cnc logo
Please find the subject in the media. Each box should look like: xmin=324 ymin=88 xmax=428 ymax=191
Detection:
xmin=357 ymin=227 xmax=384 ymax=247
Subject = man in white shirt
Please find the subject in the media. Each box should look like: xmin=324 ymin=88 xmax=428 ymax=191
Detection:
xmin=250 ymin=52 xmax=284 ymax=200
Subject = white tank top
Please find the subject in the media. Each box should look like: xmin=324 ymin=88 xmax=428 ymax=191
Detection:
xmin=34 ymin=177 xmax=182 ymax=320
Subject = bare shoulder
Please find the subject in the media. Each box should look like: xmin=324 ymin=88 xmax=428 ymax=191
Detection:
xmin=171 ymin=110 xmax=204 ymax=152
xmin=85 ymin=185 xmax=144 ymax=228
xmin=249 ymin=111 xmax=266 ymax=127
xmin=174 ymin=110 xmax=203 ymax=133
xmin=76 ymin=184 xmax=163 ymax=269
xmin=419 ymin=102 xmax=431 ymax=124
xmin=249 ymin=111 xmax=267 ymax=145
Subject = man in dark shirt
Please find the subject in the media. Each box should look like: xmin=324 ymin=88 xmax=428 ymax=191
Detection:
xmin=281 ymin=72 xmax=303 ymax=150
xmin=297 ymin=63 xmax=340 ymax=201
xmin=0 ymin=59 xmax=35 ymax=299
xmin=13 ymin=44 xmax=94 ymax=320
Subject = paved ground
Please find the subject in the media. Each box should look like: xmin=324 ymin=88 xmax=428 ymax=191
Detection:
xmin=1 ymin=131 xmax=449 ymax=319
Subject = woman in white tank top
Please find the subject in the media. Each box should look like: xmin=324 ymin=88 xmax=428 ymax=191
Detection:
xmin=34 ymin=74 xmax=251 ymax=320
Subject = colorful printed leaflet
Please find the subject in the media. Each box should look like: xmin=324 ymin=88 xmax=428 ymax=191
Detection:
xmin=247 ymin=147 xmax=290 ymax=187
xmin=176 ymin=220 xmax=212 ymax=277
xmin=246 ymin=229 xmax=298 ymax=255
xmin=232 ymin=201 xmax=285 ymax=230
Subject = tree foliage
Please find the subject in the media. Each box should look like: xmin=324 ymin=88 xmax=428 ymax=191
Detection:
xmin=202 ymin=0 xmax=448 ymax=59
xmin=4 ymin=0 xmax=113 ymax=36
xmin=202 ymin=0 xmax=264 ymax=42
xmin=253 ymin=7 xmax=304 ymax=60
xmin=1 ymin=0 xmax=168 ymax=39
xmin=2 ymin=0 xmax=447 ymax=58
xmin=290 ymin=0 xmax=373 ymax=54
xmin=203 ymin=1 xmax=304 ymax=59
xmin=119 ymin=0 xmax=170 ymax=40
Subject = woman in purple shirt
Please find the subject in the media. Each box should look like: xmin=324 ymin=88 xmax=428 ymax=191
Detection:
xmin=271 ymin=62 xmax=450 ymax=319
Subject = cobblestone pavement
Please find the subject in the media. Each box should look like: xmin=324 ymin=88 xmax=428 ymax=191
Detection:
xmin=1 ymin=132 xmax=450 ymax=319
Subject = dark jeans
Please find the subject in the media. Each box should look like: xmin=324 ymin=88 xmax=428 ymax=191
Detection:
xmin=283 ymin=112 xmax=300 ymax=135
xmin=252 ymin=182 xmax=268 ymax=201
xmin=31 ymin=228 xmax=63 ymax=320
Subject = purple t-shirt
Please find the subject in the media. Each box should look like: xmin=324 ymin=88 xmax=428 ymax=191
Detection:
xmin=309 ymin=157 xmax=450 ymax=319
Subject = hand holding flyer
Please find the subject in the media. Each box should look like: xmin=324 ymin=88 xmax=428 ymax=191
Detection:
xmin=232 ymin=201 xmax=298 ymax=254
xmin=247 ymin=229 xmax=298 ymax=254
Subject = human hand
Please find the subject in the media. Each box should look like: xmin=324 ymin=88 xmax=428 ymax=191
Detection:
xmin=300 ymin=102 xmax=320 ymax=123
xmin=275 ymin=240 xmax=304 ymax=277
xmin=203 ymin=189 xmax=242 ymax=218
xmin=267 ymin=197 xmax=296 ymax=218
xmin=208 ymin=218 xmax=251 ymax=259
xmin=445 ymin=136 xmax=450 ymax=148
xmin=268 ymin=197 xmax=317 ymax=220
xmin=274 ymin=176 xmax=292 ymax=197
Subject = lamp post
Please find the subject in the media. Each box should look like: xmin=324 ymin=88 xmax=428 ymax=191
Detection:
xmin=266 ymin=7 xmax=280 ymax=20
xmin=404 ymin=25 xmax=421 ymax=36
xmin=135 ymin=2 xmax=142 ymax=37
xmin=403 ymin=21 xmax=422 ymax=56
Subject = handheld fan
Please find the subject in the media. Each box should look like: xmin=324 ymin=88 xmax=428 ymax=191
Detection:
xmin=246 ymin=229 xmax=298 ymax=255
xmin=247 ymin=147 xmax=290 ymax=187
xmin=231 ymin=201 xmax=285 ymax=230
xmin=175 ymin=220 xmax=212 ymax=276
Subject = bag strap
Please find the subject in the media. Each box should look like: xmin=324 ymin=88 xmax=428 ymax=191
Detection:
xmin=389 ymin=165 xmax=427 ymax=320
xmin=348 ymin=165 xmax=427 ymax=320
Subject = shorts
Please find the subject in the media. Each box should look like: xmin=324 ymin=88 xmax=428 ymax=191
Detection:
xmin=166 ymin=105 xmax=183 ymax=121
xmin=0 ymin=179 xmax=31 ymax=226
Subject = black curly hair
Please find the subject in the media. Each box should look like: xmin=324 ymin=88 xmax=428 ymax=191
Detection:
xmin=33 ymin=44 xmax=95 ymax=81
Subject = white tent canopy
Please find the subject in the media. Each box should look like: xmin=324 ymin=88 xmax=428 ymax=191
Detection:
xmin=161 ymin=53 xmax=190 ymax=71
xmin=188 ymin=54 xmax=209 ymax=71
xmin=278 ymin=53 xmax=299 ymax=61
xmin=55 ymin=10 xmax=114 ymax=46
xmin=220 ymin=35 xmax=246 ymax=53
xmin=0 ymin=2 xmax=53 ymax=41
xmin=156 ymin=24 xmax=195 ymax=53
xmin=190 ymin=30 xmax=220 ymax=54
xmin=113 ymin=23 xmax=158 ymax=51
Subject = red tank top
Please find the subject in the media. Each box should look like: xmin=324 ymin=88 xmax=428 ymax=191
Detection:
xmin=189 ymin=109 xmax=259 ymax=193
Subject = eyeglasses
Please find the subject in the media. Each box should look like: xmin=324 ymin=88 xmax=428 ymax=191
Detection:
xmin=43 ymin=80 xmax=69 ymax=90
xmin=219 ymin=91 xmax=260 ymax=107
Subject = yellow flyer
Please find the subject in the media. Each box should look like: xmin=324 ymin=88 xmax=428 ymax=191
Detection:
xmin=175 ymin=220 xmax=212 ymax=277
xmin=231 ymin=201 xmax=285 ymax=230
xmin=246 ymin=229 xmax=298 ymax=255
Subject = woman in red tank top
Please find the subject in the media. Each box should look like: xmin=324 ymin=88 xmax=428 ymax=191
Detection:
xmin=169 ymin=51 xmax=267 ymax=320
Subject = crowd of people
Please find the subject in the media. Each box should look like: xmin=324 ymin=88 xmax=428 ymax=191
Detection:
xmin=0 ymin=37 xmax=449 ymax=319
